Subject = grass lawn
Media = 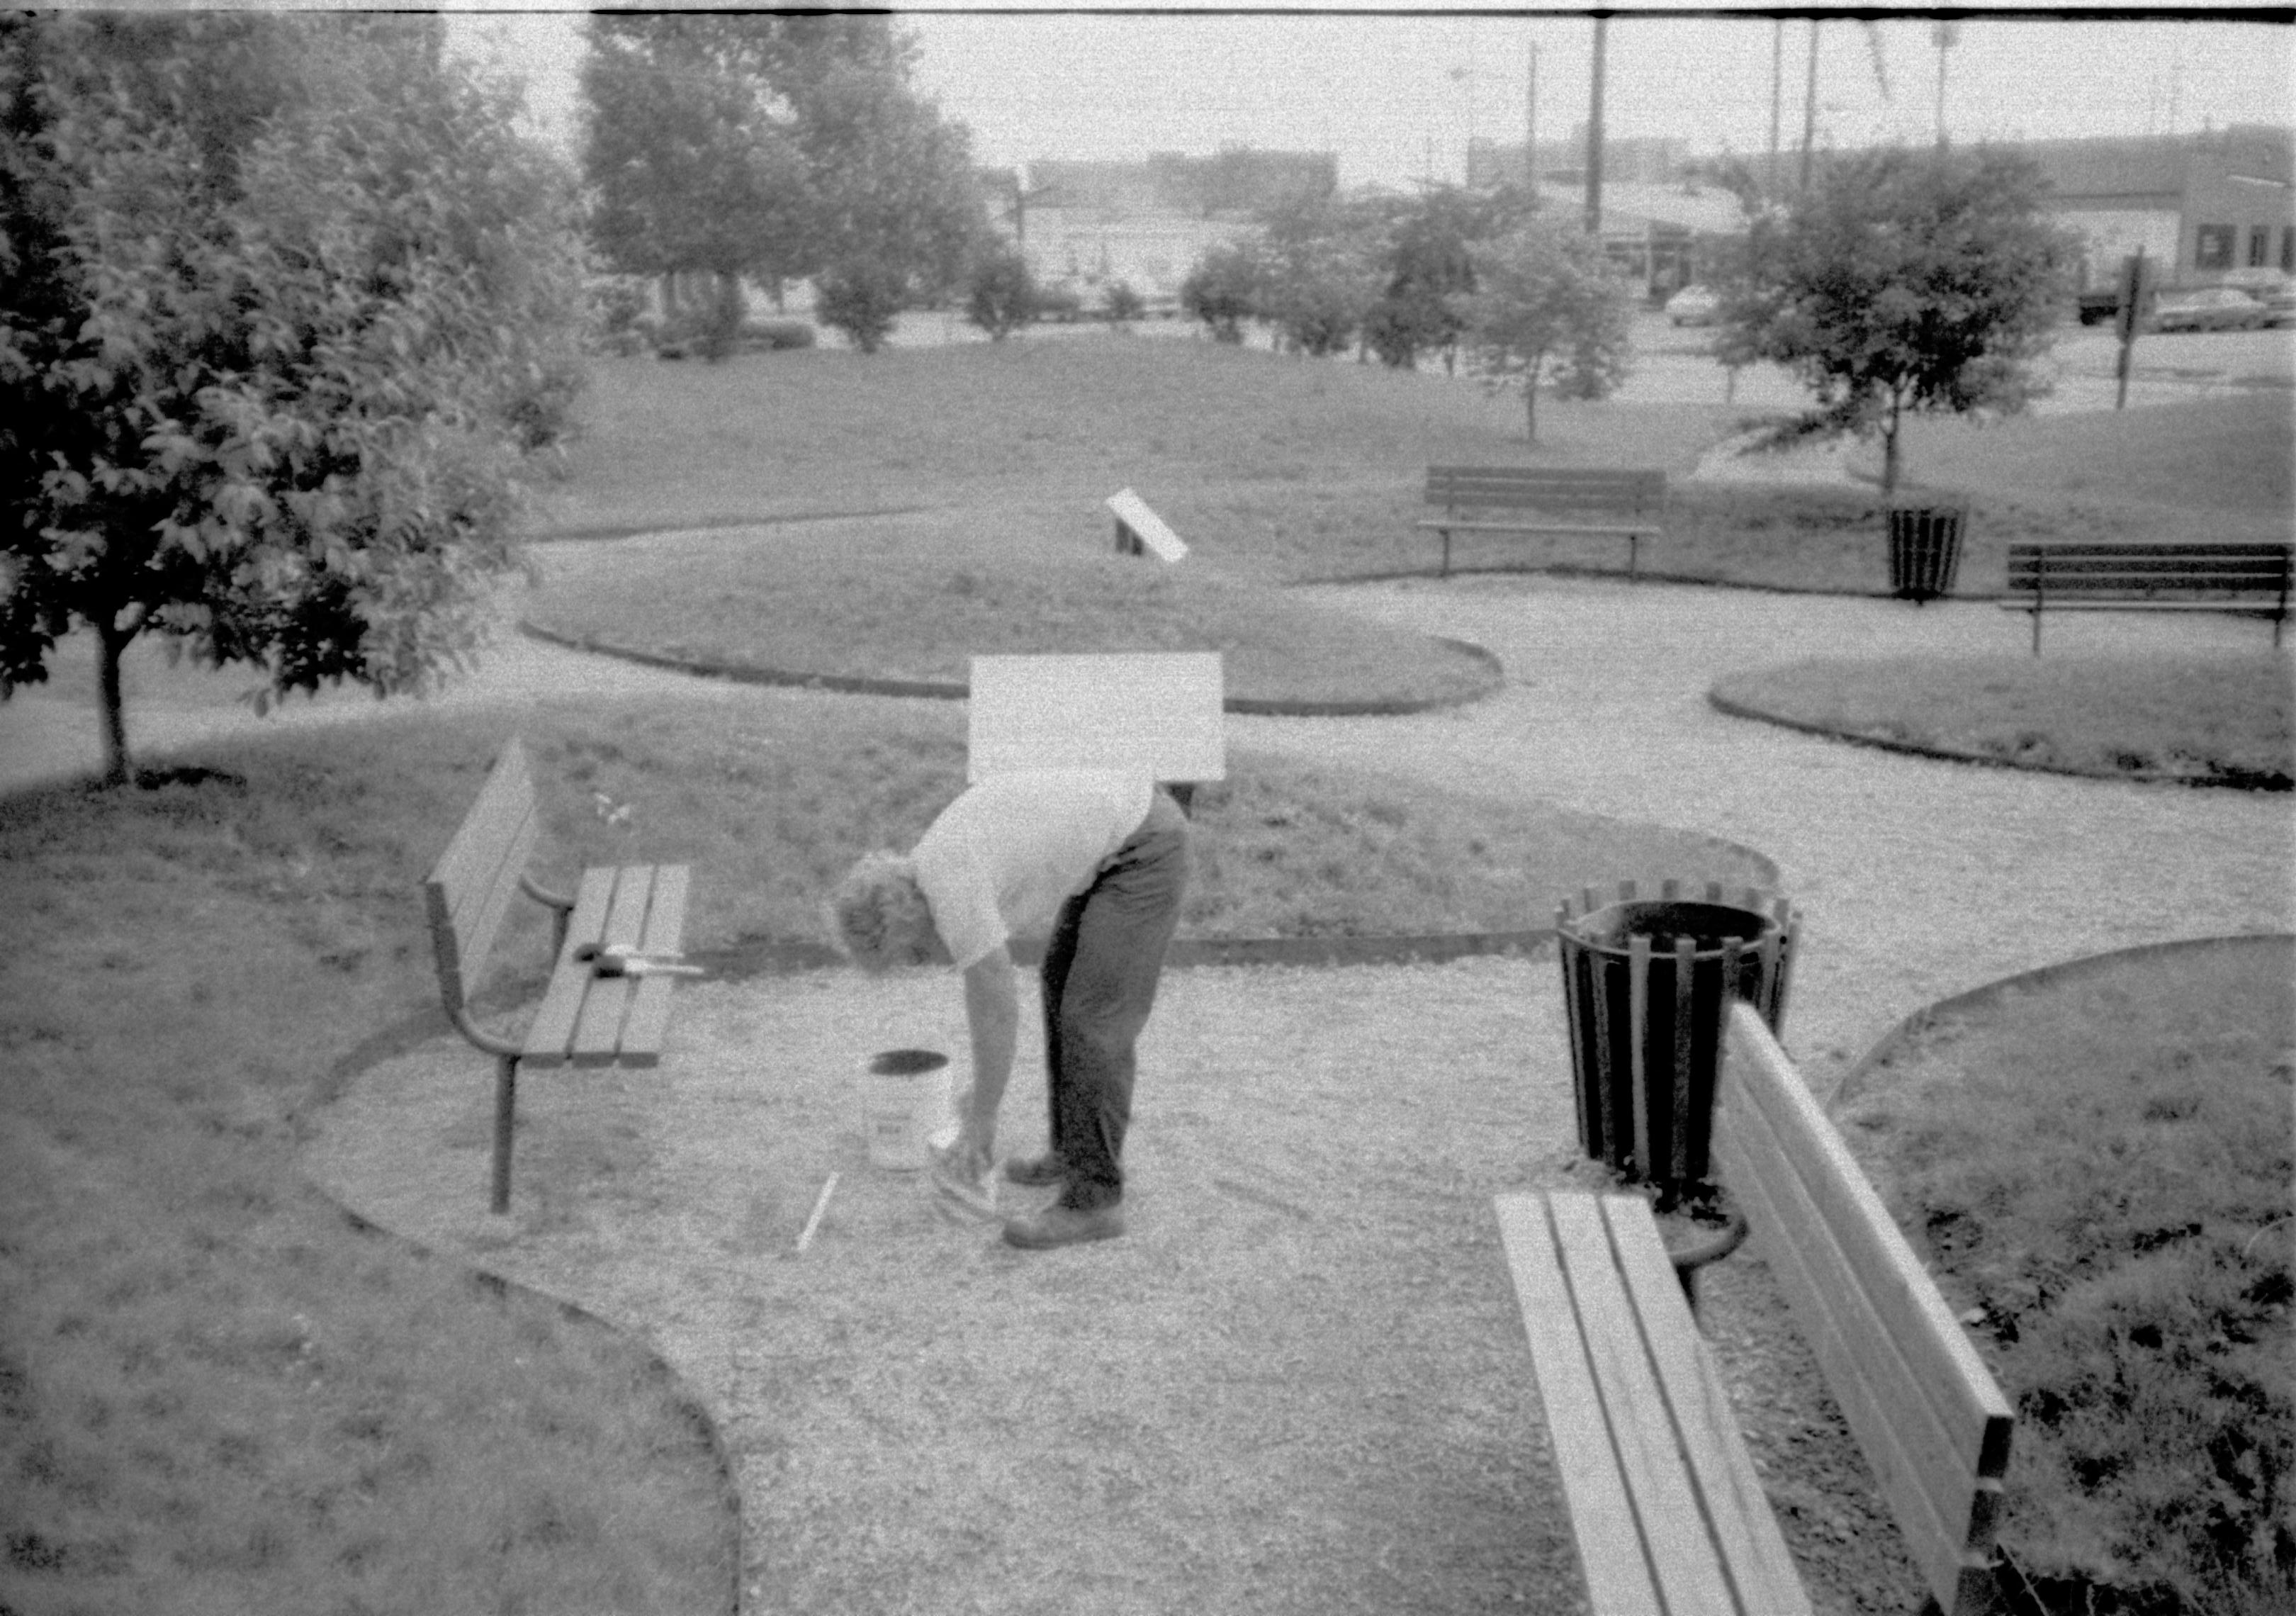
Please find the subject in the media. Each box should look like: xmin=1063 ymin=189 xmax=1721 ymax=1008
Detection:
xmin=1836 ymin=936 xmax=2295 ymax=1616
xmin=0 ymin=700 xmax=1769 ymax=1614
xmin=532 ymin=342 xmax=2290 ymax=600
xmin=1711 ymin=653 xmax=2296 ymax=789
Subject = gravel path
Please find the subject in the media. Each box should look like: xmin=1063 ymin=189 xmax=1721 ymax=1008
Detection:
xmin=18 ymin=559 xmax=2290 ymax=1614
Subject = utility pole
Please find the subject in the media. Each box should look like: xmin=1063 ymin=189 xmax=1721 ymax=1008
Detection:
xmin=1769 ymin=20 xmax=1784 ymax=198
xmin=1585 ymin=15 xmax=1607 ymax=236
xmin=1932 ymin=21 xmax=1959 ymax=149
xmin=1799 ymin=18 xmax=1820 ymax=192
xmin=1526 ymin=39 xmax=1538 ymax=192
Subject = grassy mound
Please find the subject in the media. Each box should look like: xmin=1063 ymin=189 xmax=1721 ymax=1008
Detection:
xmin=524 ymin=515 xmax=1499 ymax=709
xmin=0 ymin=701 xmax=1770 ymax=1611
xmin=1865 ymin=388 xmax=2294 ymax=520
xmin=1710 ymin=653 xmax=2295 ymax=788
xmin=1837 ymin=936 xmax=2295 ymax=1616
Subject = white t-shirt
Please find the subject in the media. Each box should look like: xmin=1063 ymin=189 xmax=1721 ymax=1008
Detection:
xmin=911 ymin=770 xmax=1154 ymax=969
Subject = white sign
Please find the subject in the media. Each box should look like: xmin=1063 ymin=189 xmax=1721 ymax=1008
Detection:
xmin=967 ymin=652 xmax=1225 ymax=783
xmin=1107 ymin=488 xmax=1188 ymax=562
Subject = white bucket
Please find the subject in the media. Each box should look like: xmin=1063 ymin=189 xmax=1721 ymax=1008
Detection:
xmin=861 ymin=1048 xmax=950 ymax=1171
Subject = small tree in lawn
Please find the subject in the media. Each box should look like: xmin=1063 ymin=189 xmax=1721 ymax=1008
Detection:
xmin=0 ymin=13 xmax=587 ymax=785
xmin=1455 ymin=220 xmax=1635 ymax=443
xmin=814 ymin=261 xmax=908 ymax=353
xmin=964 ymin=245 xmax=1037 ymax=341
xmin=1715 ymin=146 xmax=2077 ymax=498
xmin=1180 ymin=240 xmax=1263 ymax=344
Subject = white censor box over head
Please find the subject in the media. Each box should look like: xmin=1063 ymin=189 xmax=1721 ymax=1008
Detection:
xmin=1107 ymin=488 xmax=1187 ymax=563
xmin=966 ymin=651 xmax=1225 ymax=788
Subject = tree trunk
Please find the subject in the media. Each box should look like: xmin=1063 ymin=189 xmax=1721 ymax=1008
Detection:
xmin=1524 ymin=357 xmax=1543 ymax=442
xmin=97 ymin=618 xmax=133 ymax=787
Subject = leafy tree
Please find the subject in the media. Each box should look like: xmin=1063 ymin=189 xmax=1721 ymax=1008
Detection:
xmin=1715 ymin=147 xmax=2078 ymax=497
xmin=964 ymin=245 xmax=1037 ymax=341
xmin=1255 ymin=198 xmax=1383 ymax=359
xmin=582 ymin=15 xmax=987 ymax=349
xmin=1456 ymin=220 xmax=1636 ymax=442
xmin=1364 ymin=185 xmax=1533 ymax=373
xmin=0 ymin=13 xmax=586 ymax=785
xmin=1180 ymin=240 xmax=1264 ymax=344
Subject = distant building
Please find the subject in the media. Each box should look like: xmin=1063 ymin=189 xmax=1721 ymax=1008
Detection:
xmin=2018 ymin=124 xmax=2294 ymax=293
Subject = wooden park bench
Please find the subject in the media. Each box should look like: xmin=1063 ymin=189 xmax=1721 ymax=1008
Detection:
xmin=1494 ymin=1001 xmax=2018 ymax=1616
xmin=2004 ymin=541 xmax=2292 ymax=653
xmin=1418 ymin=465 xmax=1667 ymax=580
xmin=424 ymin=739 xmax=693 ymax=1213
xmin=1108 ymin=487 xmax=1188 ymax=562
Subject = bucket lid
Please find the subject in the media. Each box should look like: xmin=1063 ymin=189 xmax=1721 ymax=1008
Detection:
xmin=866 ymin=1048 xmax=949 ymax=1076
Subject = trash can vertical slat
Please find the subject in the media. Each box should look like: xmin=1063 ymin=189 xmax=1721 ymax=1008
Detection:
xmin=1628 ymin=934 xmax=1654 ymax=1179
xmin=1671 ymin=934 xmax=1696 ymax=1183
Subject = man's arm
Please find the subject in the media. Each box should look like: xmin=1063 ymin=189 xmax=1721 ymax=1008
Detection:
xmin=957 ymin=946 xmax=1019 ymax=1162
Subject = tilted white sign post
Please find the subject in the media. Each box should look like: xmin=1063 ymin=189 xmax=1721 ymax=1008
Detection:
xmin=1106 ymin=488 xmax=1188 ymax=562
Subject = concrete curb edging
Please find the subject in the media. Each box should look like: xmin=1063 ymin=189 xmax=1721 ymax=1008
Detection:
xmin=1826 ymin=931 xmax=2296 ymax=1111
xmin=1706 ymin=685 xmax=2295 ymax=793
xmin=517 ymin=619 xmax=1509 ymax=718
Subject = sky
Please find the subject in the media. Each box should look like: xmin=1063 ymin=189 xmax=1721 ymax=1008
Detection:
xmin=449 ymin=9 xmax=2294 ymax=193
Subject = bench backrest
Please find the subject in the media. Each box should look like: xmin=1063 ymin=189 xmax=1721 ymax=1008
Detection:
xmin=1426 ymin=465 xmax=1665 ymax=515
xmin=2006 ymin=542 xmax=2294 ymax=598
xmin=967 ymin=651 xmax=1226 ymax=784
xmin=424 ymin=741 xmax=541 ymax=1020
xmin=1713 ymin=1003 xmax=2015 ymax=1616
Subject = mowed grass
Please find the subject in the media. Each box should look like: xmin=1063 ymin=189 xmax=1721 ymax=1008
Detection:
xmin=1867 ymin=387 xmax=2295 ymax=520
xmin=1838 ymin=937 xmax=2295 ymax=1616
xmin=534 ymin=341 xmax=2290 ymax=603
xmin=1712 ymin=653 xmax=2296 ymax=787
xmin=525 ymin=515 xmax=1498 ymax=708
xmin=0 ymin=700 xmax=1770 ymax=1613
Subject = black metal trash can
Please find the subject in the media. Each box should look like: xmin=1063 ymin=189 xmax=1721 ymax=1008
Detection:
xmin=1886 ymin=506 xmax=1966 ymax=602
xmin=1555 ymin=881 xmax=1798 ymax=1191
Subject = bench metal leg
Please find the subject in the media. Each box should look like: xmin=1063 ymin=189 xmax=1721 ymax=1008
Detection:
xmin=1629 ymin=533 xmax=1639 ymax=583
xmin=491 ymin=1053 xmax=521 ymax=1214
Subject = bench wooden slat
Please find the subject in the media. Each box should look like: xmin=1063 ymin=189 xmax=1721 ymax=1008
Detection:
xmin=1497 ymin=1192 xmax=1813 ymax=1615
xmin=570 ymin=865 xmax=663 ymax=1065
xmin=1494 ymin=1194 xmax=1670 ymax=1616
xmin=1718 ymin=1006 xmax=2013 ymax=1616
xmin=1604 ymin=1195 xmax=1813 ymax=1616
xmin=617 ymin=864 xmax=690 ymax=1060
xmin=1552 ymin=1193 xmax=1745 ymax=1615
xmin=523 ymin=866 xmax=620 ymax=1066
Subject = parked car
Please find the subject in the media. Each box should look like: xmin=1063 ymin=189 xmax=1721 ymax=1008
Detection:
xmin=1663 ymin=284 xmax=1723 ymax=326
xmin=2222 ymin=269 xmax=2296 ymax=327
xmin=2147 ymin=286 xmax=2271 ymax=333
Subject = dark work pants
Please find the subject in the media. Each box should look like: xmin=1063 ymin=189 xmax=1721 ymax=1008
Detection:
xmin=1039 ymin=790 xmax=1189 ymax=1211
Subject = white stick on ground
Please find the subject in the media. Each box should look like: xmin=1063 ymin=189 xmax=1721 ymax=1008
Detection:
xmin=795 ymin=1172 xmax=840 ymax=1255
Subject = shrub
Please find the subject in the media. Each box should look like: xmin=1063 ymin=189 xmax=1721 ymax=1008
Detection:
xmin=743 ymin=318 xmax=816 ymax=352
xmin=964 ymin=247 xmax=1037 ymax=340
xmin=1034 ymin=282 xmax=1085 ymax=325
xmin=814 ymin=262 xmax=907 ymax=353
xmin=1101 ymin=280 xmax=1145 ymax=325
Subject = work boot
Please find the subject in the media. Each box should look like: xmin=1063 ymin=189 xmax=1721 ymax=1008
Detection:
xmin=1002 ymin=1201 xmax=1125 ymax=1250
xmin=1002 ymin=1151 xmax=1067 ymax=1189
